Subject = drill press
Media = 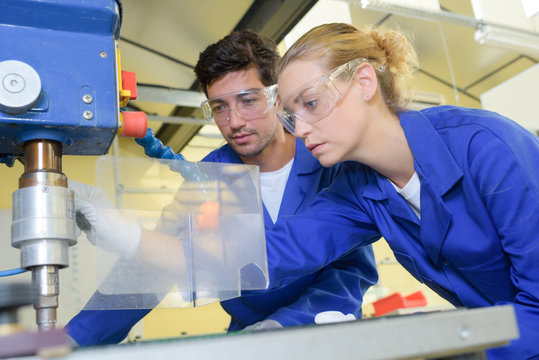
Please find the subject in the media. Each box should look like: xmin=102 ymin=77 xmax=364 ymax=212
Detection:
xmin=0 ymin=0 xmax=145 ymax=331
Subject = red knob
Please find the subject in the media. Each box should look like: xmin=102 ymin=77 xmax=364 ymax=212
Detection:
xmin=120 ymin=111 xmax=147 ymax=138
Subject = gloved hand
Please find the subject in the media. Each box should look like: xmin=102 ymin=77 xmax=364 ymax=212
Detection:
xmin=69 ymin=180 xmax=141 ymax=258
xmin=243 ymin=319 xmax=282 ymax=331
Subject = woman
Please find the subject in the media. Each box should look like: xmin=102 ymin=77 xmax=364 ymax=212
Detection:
xmin=266 ymin=23 xmax=539 ymax=359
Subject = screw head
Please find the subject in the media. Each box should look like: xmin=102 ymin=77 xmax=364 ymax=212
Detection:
xmin=82 ymin=94 xmax=93 ymax=104
xmin=99 ymin=51 xmax=107 ymax=58
xmin=83 ymin=110 xmax=94 ymax=120
xmin=459 ymin=326 xmax=470 ymax=339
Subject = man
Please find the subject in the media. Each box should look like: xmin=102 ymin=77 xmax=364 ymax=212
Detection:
xmin=66 ymin=30 xmax=377 ymax=344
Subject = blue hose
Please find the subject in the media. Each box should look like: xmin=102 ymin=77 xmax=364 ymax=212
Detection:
xmin=135 ymin=128 xmax=209 ymax=182
xmin=0 ymin=268 xmax=27 ymax=277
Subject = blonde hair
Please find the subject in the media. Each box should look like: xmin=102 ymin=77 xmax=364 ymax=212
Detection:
xmin=278 ymin=23 xmax=419 ymax=113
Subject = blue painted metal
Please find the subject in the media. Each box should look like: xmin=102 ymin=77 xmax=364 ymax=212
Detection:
xmin=0 ymin=154 xmax=15 ymax=167
xmin=0 ymin=0 xmax=121 ymax=156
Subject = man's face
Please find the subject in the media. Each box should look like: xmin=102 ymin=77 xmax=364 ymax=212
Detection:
xmin=206 ymin=68 xmax=279 ymax=158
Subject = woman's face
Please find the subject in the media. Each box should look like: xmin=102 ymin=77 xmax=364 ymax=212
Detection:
xmin=278 ymin=59 xmax=368 ymax=167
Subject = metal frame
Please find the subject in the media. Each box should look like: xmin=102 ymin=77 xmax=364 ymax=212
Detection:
xmin=46 ymin=306 xmax=518 ymax=360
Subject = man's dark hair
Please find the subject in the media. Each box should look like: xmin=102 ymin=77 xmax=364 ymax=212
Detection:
xmin=194 ymin=30 xmax=279 ymax=96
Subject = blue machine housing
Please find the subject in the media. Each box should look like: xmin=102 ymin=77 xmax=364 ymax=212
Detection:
xmin=0 ymin=0 xmax=122 ymax=156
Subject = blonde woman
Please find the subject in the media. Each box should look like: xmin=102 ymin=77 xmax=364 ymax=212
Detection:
xmin=266 ymin=23 xmax=539 ymax=359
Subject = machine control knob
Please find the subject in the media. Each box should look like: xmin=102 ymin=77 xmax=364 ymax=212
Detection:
xmin=0 ymin=60 xmax=42 ymax=115
xmin=119 ymin=111 xmax=147 ymax=138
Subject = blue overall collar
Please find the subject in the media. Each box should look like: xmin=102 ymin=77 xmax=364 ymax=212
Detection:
xmin=399 ymin=109 xmax=463 ymax=196
xmin=360 ymin=109 xmax=463 ymax=266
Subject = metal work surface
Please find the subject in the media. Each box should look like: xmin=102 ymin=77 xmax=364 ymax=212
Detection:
xmin=22 ymin=306 xmax=518 ymax=360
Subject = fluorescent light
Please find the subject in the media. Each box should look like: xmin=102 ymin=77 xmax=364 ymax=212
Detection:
xmin=474 ymin=25 xmax=539 ymax=57
xmin=407 ymin=91 xmax=445 ymax=111
xmin=354 ymin=0 xmax=479 ymax=27
xmin=354 ymin=0 xmax=539 ymax=57
xmin=361 ymin=0 xmax=440 ymax=12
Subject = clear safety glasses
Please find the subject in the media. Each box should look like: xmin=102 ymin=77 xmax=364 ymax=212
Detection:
xmin=201 ymin=84 xmax=278 ymax=125
xmin=277 ymin=58 xmax=381 ymax=134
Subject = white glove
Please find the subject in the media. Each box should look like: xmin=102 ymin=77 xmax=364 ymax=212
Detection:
xmin=314 ymin=311 xmax=356 ymax=324
xmin=243 ymin=319 xmax=282 ymax=331
xmin=69 ymin=180 xmax=141 ymax=258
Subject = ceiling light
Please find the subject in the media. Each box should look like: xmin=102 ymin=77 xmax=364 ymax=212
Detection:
xmin=355 ymin=0 xmax=539 ymax=57
xmin=357 ymin=0 xmax=476 ymax=26
xmin=474 ymin=25 xmax=539 ymax=57
xmin=407 ymin=91 xmax=445 ymax=111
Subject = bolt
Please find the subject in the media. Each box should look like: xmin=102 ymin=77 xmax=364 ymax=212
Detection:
xmin=459 ymin=326 xmax=470 ymax=339
xmin=82 ymin=94 xmax=93 ymax=104
xmin=83 ymin=111 xmax=94 ymax=120
xmin=99 ymin=51 xmax=107 ymax=58
xmin=42 ymin=186 xmax=49 ymax=193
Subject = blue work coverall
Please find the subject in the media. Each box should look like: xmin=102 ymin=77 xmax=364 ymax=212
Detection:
xmin=265 ymin=106 xmax=539 ymax=360
xmin=66 ymin=138 xmax=378 ymax=344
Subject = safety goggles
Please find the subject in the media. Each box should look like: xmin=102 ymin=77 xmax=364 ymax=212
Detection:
xmin=277 ymin=58 xmax=382 ymax=134
xmin=201 ymin=84 xmax=278 ymax=125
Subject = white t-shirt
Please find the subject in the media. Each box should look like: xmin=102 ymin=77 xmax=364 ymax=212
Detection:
xmin=260 ymin=158 xmax=294 ymax=223
xmin=389 ymin=171 xmax=421 ymax=219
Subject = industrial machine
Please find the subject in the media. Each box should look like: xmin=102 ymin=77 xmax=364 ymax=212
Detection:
xmin=0 ymin=0 xmax=146 ymax=334
xmin=0 ymin=2 xmax=268 ymax=352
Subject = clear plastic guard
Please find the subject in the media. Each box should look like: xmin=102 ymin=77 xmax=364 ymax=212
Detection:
xmin=62 ymin=156 xmax=268 ymax=310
